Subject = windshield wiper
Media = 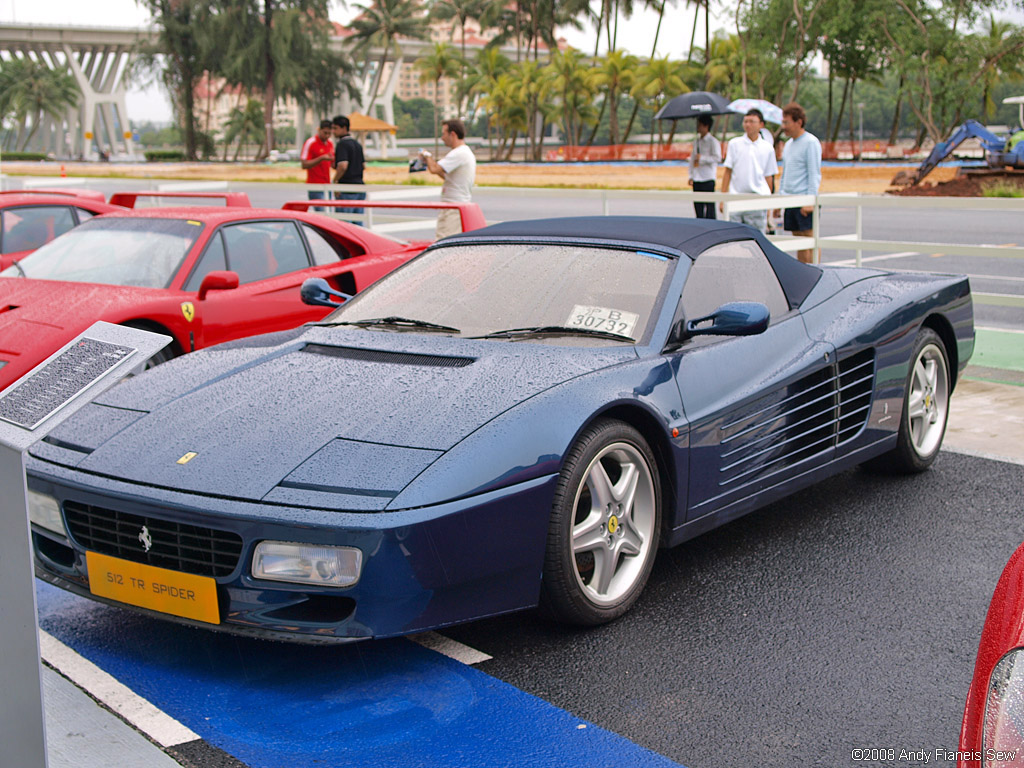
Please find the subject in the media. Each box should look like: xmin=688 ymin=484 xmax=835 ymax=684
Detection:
xmin=313 ymin=316 xmax=461 ymax=333
xmin=9 ymin=260 xmax=27 ymax=278
xmin=470 ymin=325 xmax=636 ymax=342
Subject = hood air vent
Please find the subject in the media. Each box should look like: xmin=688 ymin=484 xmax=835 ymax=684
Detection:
xmin=302 ymin=344 xmax=474 ymax=368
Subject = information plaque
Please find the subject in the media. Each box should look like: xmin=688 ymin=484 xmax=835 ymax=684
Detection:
xmin=0 ymin=338 xmax=136 ymax=430
xmin=0 ymin=322 xmax=169 ymax=768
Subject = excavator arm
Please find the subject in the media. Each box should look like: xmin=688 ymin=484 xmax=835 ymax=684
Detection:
xmin=908 ymin=120 xmax=1007 ymax=185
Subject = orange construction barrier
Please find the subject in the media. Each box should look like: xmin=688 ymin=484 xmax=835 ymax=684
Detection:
xmin=546 ymin=143 xmax=693 ymax=162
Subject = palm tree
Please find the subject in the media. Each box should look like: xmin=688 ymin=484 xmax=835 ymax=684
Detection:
xmin=429 ymin=0 xmax=488 ymax=61
xmin=509 ymin=59 xmax=555 ymax=160
xmin=135 ymin=0 xmax=220 ymax=161
xmin=350 ymin=0 xmax=430 ymax=116
xmin=548 ymin=48 xmax=598 ymax=147
xmin=633 ymin=56 xmax=686 ymax=149
xmin=978 ymin=15 xmax=1024 ymax=120
xmin=704 ymin=31 xmax=744 ymax=97
xmin=0 ymin=59 xmax=80 ymax=152
xmin=480 ymin=2 xmax=524 ymax=62
xmin=591 ymin=50 xmax=638 ymax=149
xmin=459 ymin=47 xmax=512 ymax=154
xmin=212 ymin=0 xmax=339 ymax=159
xmin=223 ymin=98 xmax=265 ymax=160
xmin=479 ymin=72 xmax=528 ymax=160
xmin=415 ymin=43 xmax=464 ymax=154
xmin=645 ymin=0 xmax=678 ymax=58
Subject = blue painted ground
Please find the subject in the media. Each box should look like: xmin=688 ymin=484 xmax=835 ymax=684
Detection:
xmin=36 ymin=581 xmax=685 ymax=768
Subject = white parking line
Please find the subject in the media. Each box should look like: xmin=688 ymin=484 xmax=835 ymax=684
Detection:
xmin=38 ymin=630 xmax=199 ymax=748
xmin=408 ymin=632 xmax=493 ymax=665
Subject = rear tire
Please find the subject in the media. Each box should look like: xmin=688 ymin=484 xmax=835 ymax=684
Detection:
xmin=866 ymin=327 xmax=950 ymax=473
xmin=539 ymin=419 xmax=661 ymax=626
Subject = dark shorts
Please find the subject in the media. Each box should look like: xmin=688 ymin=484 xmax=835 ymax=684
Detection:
xmin=784 ymin=207 xmax=814 ymax=232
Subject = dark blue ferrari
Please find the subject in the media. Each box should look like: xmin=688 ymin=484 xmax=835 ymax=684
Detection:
xmin=24 ymin=217 xmax=973 ymax=642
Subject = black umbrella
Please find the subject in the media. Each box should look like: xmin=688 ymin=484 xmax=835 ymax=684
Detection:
xmin=654 ymin=91 xmax=732 ymax=120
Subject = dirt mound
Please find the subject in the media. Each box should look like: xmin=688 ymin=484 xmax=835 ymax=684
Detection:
xmin=892 ymin=172 xmax=1024 ymax=197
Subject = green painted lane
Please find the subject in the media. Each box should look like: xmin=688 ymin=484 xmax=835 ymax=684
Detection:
xmin=964 ymin=328 xmax=1024 ymax=386
xmin=973 ymin=329 xmax=1024 ymax=372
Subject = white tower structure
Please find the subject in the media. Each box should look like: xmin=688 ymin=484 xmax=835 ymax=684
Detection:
xmin=0 ymin=24 xmax=156 ymax=160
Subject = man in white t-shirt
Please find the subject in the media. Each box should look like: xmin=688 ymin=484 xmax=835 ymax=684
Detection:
xmin=719 ymin=108 xmax=778 ymax=233
xmin=421 ymin=119 xmax=477 ymax=239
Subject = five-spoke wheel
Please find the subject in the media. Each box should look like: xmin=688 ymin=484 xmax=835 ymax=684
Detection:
xmin=867 ymin=327 xmax=951 ymax=473
xmin=541 ymin=419 xmax=661 ymax=625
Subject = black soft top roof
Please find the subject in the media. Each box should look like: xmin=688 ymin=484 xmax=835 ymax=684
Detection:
xmin=442 ymin=215 xmax=822 ymax=309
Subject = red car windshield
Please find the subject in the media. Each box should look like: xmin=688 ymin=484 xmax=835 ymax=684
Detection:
xmin=0 ymin=217 xmax=203 ymax=288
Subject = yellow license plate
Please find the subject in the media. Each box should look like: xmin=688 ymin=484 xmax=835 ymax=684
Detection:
xmin=86 ymin=551 xmax=220 ymax=625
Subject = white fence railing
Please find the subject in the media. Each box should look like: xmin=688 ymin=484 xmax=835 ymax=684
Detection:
xmin=3 ymin=175 xmax=1021 ymax=310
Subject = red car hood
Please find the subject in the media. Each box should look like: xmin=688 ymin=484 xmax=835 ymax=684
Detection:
xmin=0 ymin=277 xmax=164 ymax=389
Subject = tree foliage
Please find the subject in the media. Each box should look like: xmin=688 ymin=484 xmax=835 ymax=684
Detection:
xmin=0 ymin=58 xmax=80 ymax=151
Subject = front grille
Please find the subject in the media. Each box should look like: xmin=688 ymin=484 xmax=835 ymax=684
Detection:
xmin=63 ymin=501 xmax=242 ymax=578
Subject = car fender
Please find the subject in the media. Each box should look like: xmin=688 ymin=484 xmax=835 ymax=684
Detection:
xmin=387 ymin=356 xmax=686 ymax=513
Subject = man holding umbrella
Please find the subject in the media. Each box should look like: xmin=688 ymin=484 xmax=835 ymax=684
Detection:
xmin=654 ymin=92 xmax=732 ymax=221
xmin=688 ymin=114 xmax=721 ymax=219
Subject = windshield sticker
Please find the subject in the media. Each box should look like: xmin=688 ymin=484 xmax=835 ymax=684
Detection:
xmin=567 ymin=305 xmax=639 ymax=337
xmin=186 ymin=220 xmax=202 ymax=226
xmin=636 ymin=250 xmax=668 ymax=261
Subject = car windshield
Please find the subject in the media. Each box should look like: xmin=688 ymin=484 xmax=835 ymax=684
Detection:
xmin=321 ymin=242 xmax=674 ymax=345
xmin=0 ymin=217 xmax=202 ymax=288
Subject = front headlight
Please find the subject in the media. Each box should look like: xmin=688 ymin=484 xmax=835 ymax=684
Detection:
xmin=251 ymin=541 xmax=362 ymax=588
xmin=27 ymin=491 xmax=66 ymax=537
xmin=983 ymin=648 xmax=1024 ymax=765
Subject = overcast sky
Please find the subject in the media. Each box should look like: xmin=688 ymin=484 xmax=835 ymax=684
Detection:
xmin=0 ymin=0 xmax=709 ymax=122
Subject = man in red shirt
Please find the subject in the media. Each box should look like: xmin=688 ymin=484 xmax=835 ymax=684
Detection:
xmin=301 ymin=119 xmax=334 ymax=211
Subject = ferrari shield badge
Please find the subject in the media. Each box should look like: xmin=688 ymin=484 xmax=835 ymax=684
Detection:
xmin=181 ymin=302 xmax=195 ymax=322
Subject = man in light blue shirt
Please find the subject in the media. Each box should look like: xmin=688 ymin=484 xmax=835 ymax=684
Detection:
xmin=779 ymin=103 xmax=822 ymax=263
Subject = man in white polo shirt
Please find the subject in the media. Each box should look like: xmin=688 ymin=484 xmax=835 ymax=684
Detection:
xmin=719 ymin=108 xmax=778 ymax=233
xmin=421 ymin=119 xmax=476 ymax=240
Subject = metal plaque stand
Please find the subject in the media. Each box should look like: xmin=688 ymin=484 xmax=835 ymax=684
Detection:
xmin=0 ymin=322 xmax=169 ymax=768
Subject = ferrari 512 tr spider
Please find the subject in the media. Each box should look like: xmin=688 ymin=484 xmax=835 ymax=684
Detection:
xmin=20 ymin=217 xmax=973 ymax=642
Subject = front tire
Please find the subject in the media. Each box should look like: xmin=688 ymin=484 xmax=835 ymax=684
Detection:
xmin=871 ymin=327 xmax=951 ymax=473
xmin=121 ymin=323 xmax=178 ymax=369
xmin=540 ymin=419 xmax=661 ymax=626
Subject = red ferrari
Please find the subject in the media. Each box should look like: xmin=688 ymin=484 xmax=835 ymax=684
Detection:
xmin=959 ymin=541 xmax=1024 ymax=767
xmin=0 ymin=189 xmax=125 ymax=269
xmin=0 ymin=201 xmax=483 ymax=390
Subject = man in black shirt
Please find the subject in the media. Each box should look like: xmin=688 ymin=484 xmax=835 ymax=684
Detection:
xmin=331 ymin=115 xmax=366 ymax=226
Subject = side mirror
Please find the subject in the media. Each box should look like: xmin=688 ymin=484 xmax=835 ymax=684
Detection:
xmin=684 ymin=301 xmax=770 ymax=338
xmin=300 ymin=277 xmax=353 ymax=308
xmin=198 ymin=270 xmax=239 ymax=301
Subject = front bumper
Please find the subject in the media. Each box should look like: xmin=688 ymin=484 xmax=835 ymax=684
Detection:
xmin=28 ymin=458 xmax=557 ymax=644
